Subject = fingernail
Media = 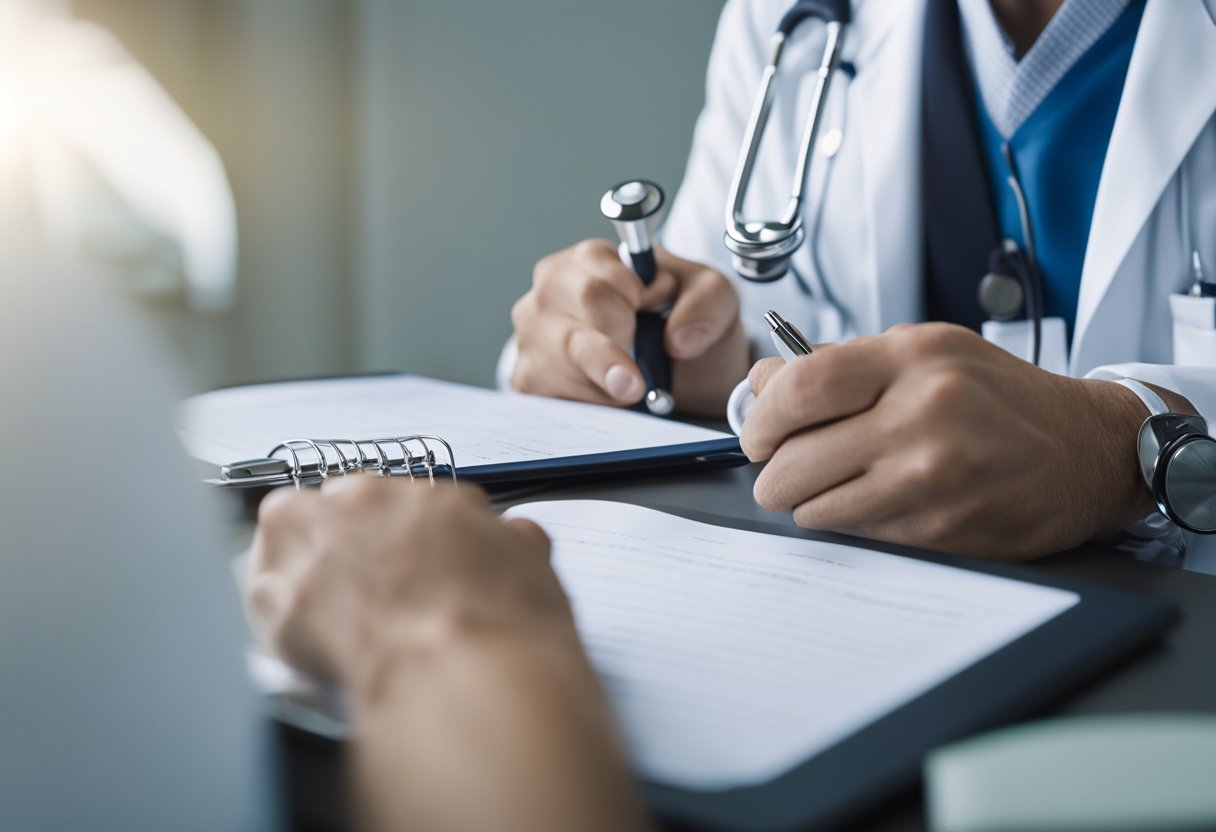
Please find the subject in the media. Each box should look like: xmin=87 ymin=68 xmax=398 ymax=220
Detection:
xmin=604 ymin=365 xmax=640 ymax=400
xmin=671 ymin=323 xmax=712 ymax=357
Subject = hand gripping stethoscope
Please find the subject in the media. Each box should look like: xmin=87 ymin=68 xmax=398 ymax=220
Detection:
xmin=724 ymin=0 xmax=1047 ymax=367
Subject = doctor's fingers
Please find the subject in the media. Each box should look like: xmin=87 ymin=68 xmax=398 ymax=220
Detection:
xmin=751 ymin=411 xmax=883 ymax=513
xmin=787 ymin=463 xmax=916 ymax=539
xmin=534 ymin=241 xmax=677 ymax=324
xmin=514 ymin=321 xmax=644 ymax=406
xmin=663 ymin=263 xmax=740 ymax=360
xmin=740 ymin=341 xmax=895 ymax=461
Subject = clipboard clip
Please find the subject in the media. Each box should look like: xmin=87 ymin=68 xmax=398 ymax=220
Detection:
xmin=210 ymin=435 xmax=457 ymax=489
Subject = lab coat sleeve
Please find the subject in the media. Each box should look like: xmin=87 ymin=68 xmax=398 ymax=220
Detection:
xmin=1086 ymin=363 xmax=1216 ymax=434
xmin=662 ymin=0 xmax=784 ymax=277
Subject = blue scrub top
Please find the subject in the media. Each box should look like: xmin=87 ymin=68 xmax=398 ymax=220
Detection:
xmin=974 ymin=0 xmax=1145 ymax=339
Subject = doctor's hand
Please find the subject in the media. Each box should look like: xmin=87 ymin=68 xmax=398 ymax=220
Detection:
xmin=740 ymin=324 xmax=1157 ymax=561
xmin=511 ymin=240 xmax=750 ymax=416
xmin=247 ymin=477 xmax=651 ymax=832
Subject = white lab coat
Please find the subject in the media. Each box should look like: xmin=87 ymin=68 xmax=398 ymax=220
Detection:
xmin=658 ymin=0 xmax=1216 ymax=570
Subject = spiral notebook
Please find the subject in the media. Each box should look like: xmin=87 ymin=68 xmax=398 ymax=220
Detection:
xmin=178 ymin=375 xmax=746 ymax=489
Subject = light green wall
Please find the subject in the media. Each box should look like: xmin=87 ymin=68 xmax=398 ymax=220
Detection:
xmin=355 ymin=0 xmax=725 ymax=385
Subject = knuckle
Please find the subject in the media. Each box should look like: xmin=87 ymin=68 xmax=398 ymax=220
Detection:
xmin=327 ymin=471 xmax=385 ymax=502
xmin=902 ymin=439 xmax=977 ymax=492
xmin=898 ymin=322 xmax=972 ymax=359
xmin=510 ymin=294 xmax=535 ymax=330
xmin=701 ymin=269 xmax=737 ymax=306
xmin=257 ymin=487 xmax=301 ymax=530
xmin=780 ymin=360 xmax=825 ymax=417
xmin=575 ymin=275 xmax=615 ymax=309
xmin=511 ymin=356 xmax=536 ymax=392
xmin=531 ymin=255 xmax=554 ymax=288
xmin=572 ymin=238 xmax=611 ymax=261
xmin=901 ymin=446 xmax=943 ymax=491
xmin=919 ymin=367 xmax=972 ymax=412
xmin=791 ymin=502 xmax=824 ymax=530
xmin=738 ymin=430 xmax=762 ymax=462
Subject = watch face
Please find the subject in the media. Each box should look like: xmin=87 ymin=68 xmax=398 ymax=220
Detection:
xmin=1163 ymin=438 xmax=1216 ymax=534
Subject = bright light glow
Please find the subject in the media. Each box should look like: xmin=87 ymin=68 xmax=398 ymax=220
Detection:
xmin=0 ymin=4 xmax=236 ymax=310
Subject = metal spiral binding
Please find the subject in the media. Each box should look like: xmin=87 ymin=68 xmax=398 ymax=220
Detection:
xmin=211 ymin=435 xmax=457 ymax=489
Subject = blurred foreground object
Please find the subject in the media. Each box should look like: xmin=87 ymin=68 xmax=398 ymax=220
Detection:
xmin=926 ymin=715 xmax=1216 ymax=831
xmin=0 ymin=250 xmax=275 ymax=829
xmin=0 ymin=0 xmax=236 ymax=310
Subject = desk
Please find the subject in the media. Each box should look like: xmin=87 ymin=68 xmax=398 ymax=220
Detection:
xmin=279 ymin=464 xmax=1216 ymax=832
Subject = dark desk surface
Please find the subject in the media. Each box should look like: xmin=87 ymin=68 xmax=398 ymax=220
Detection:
xmin=281 ymin=464 xmax=1216 ymax=832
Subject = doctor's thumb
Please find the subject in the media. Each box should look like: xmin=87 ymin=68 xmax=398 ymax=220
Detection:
xmin=664 ymin=270 xmax=740 ymax=360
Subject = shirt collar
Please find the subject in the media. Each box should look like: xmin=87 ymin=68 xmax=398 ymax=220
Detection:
xmin=956 ymin=0 xmax=1129 ymax=138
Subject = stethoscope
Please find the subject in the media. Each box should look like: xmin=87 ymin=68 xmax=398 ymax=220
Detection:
xmin=724 ymin=0 xmax=1047 ymax=366
xmin=724 ymin=0 xmax=852 ymax=284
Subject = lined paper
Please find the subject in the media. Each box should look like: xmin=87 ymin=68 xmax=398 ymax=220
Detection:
xmin=178 ymin=375 xmax=729 ymax=467
xmin=505 ymin=500 xmax=1079 ymax=790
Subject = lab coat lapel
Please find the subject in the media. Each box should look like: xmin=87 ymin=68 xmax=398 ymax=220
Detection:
xmin=845 ymin=0 xmax=927 ymax=333
xmin=1072 ymin=0 xmax=1216 ymax=365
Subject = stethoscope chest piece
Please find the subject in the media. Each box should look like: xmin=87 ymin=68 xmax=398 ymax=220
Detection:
xmin=724 ymin=219 xmax=807 ymax=282
xmin=977 ymin=273 xmax=1024 ymax=321
xmin=978 ymin=239 xmax=1029 ymax=322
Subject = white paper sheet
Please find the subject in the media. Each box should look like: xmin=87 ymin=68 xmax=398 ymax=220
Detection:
xmin=505 ymin=500 xmax=1079 ymax=791
xmin=177 ymin=375 xmax=729 ymax=467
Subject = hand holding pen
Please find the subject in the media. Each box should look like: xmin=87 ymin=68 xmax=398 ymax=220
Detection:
xmin=727 ymin=310 xmax=812 ymax=433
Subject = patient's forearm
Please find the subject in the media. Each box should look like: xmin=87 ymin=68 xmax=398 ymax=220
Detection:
xmin=350 ymin=631 xmax=654 ymax=832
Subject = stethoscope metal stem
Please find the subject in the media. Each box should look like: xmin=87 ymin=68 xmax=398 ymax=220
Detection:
xmin=724 ymin=17 xmax=847 ymax=283
xmin=786 ymin=21 xmax=844 ymax=224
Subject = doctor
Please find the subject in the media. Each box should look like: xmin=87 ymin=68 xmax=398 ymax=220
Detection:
xmin=506 ymin=0 xmax=1216 ymax=564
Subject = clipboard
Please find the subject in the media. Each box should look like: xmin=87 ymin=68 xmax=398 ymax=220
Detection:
xmin=637 ymin=508 xmax=1180 ymax=832
xmin=177 ymin=374 xmax=749 ymax=492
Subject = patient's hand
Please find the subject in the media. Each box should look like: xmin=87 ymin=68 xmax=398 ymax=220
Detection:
xmin=247 ymin=477 xmax=570 ymax=692
xmin=246 ymin=477 xmax=653 ymax=832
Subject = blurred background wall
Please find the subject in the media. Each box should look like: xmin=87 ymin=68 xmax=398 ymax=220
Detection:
xmin=60 ymin=0 xmax=725 ymax=392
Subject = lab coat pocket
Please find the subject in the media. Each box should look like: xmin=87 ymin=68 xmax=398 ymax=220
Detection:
xmin=1169 ymin=294 xmax=1216 ymax=366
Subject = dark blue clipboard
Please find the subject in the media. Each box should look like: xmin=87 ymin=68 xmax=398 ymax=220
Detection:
xmin=460 ymin=437 xmax=747 ymax=486
xmin=628 ymin=507 xmax=1180 ymax=832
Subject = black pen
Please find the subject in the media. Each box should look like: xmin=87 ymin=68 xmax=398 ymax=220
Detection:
xmin=601 ymin=180 xmax=674 ymax=416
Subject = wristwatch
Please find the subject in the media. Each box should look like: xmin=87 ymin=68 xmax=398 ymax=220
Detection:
xmin=1116 ymin=379 xmax=1216 ymax=534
